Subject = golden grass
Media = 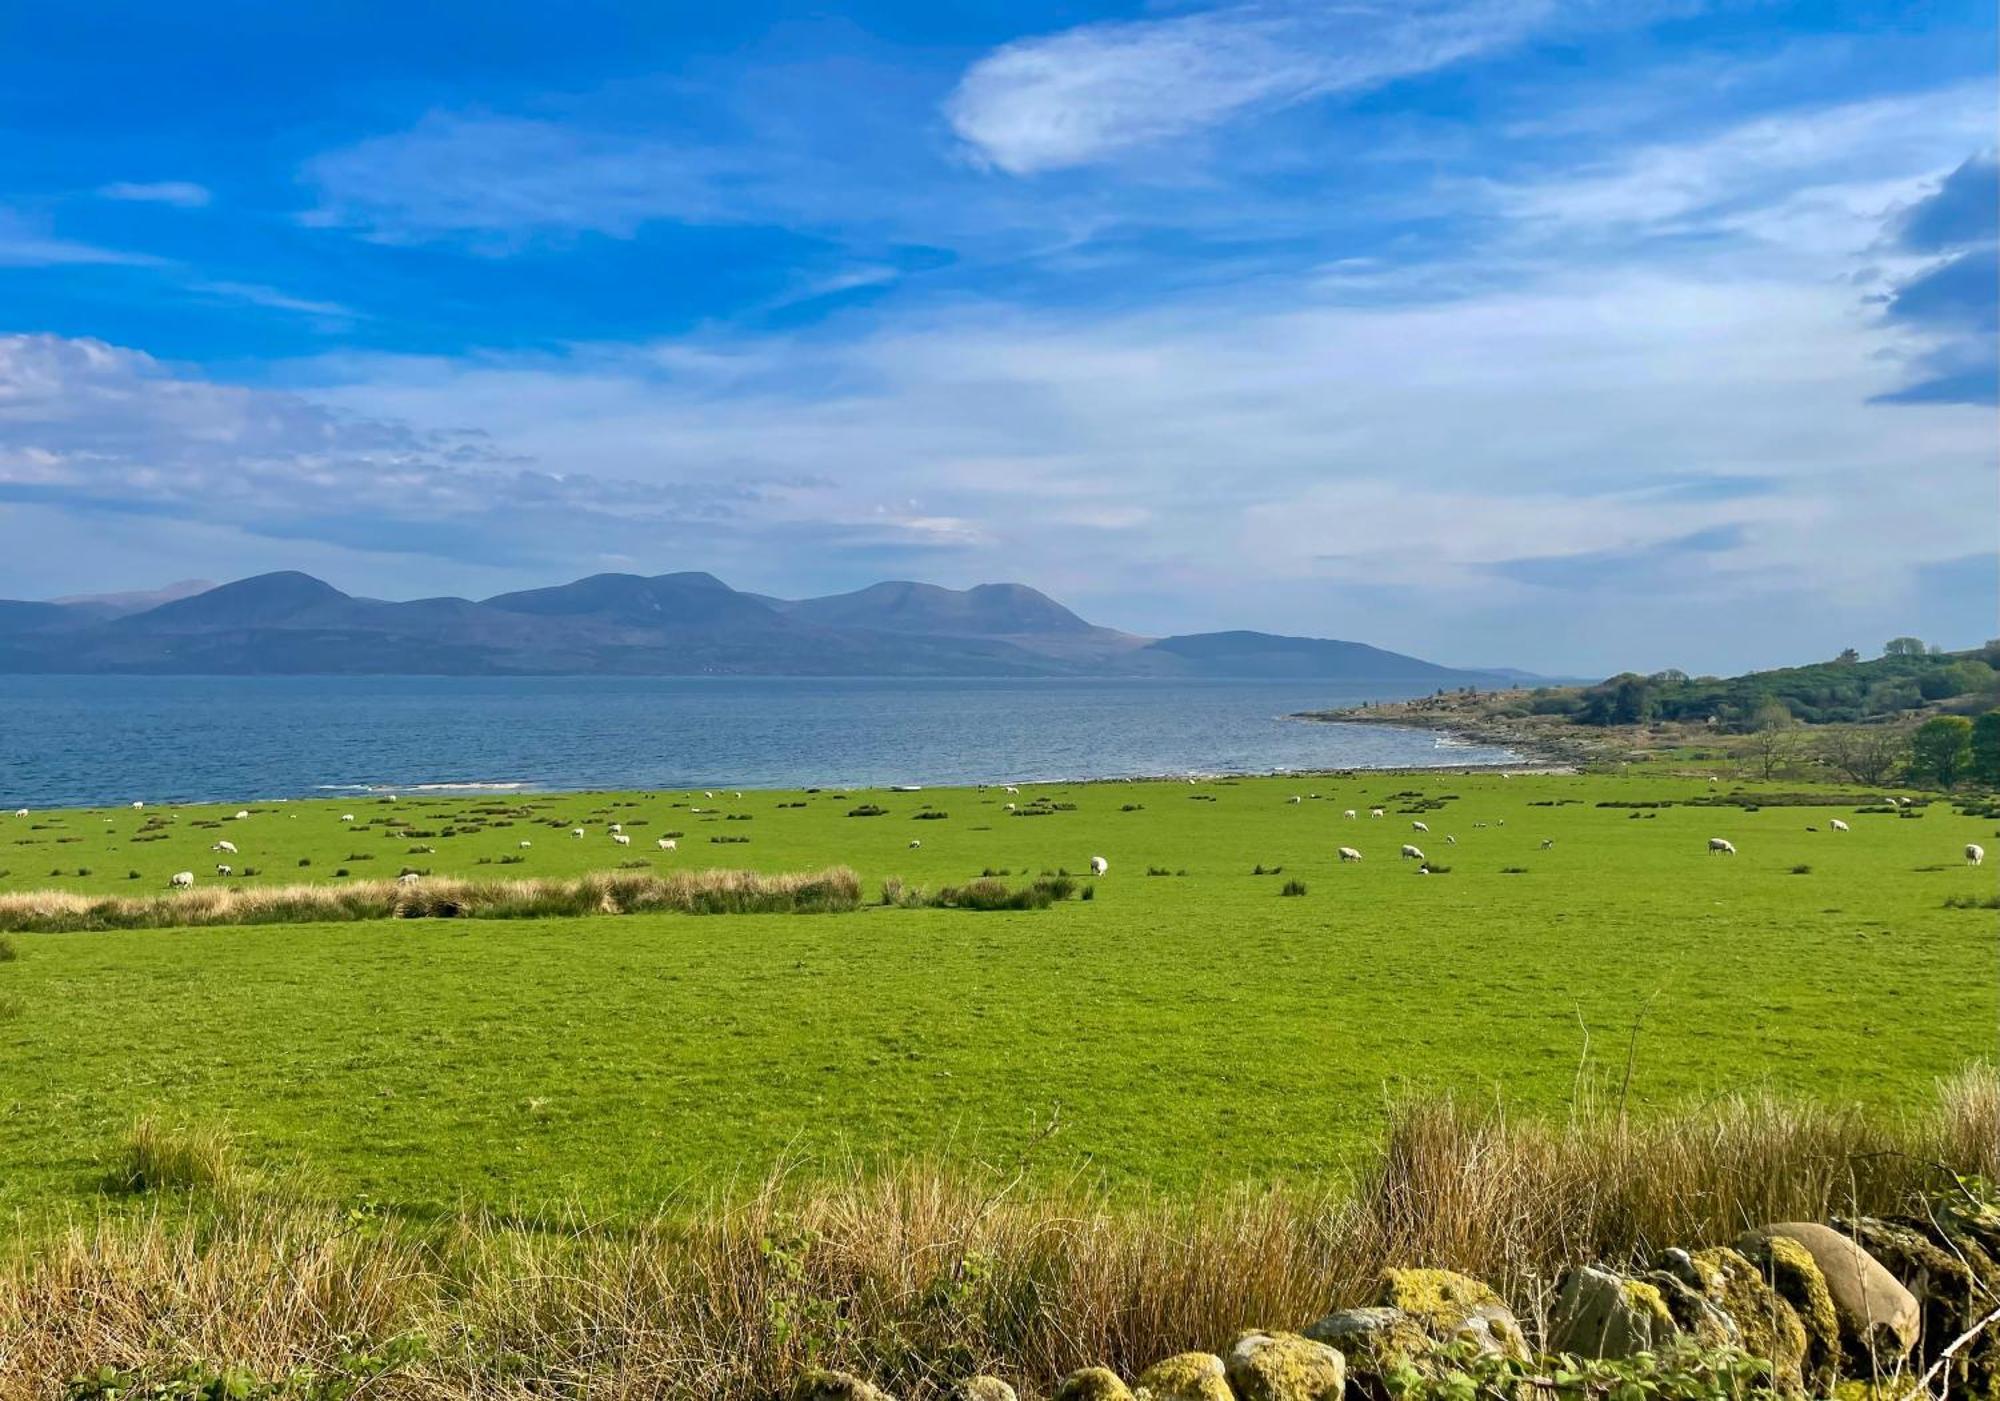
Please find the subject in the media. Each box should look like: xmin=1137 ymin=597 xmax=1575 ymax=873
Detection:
xmin=0 ymin=866 xmax=864 ymax=932
xmin=1 ymin=1066 xmax=1992 ymax=1399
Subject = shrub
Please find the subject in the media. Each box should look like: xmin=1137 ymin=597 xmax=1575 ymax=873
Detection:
xmin=0 ymin=935 xmax=15 ymax=962
xmin=1280 ymin=879 xmax=1308 ymax=897
xmin=297 ymin=857 xmax=311 ymax=867
xmin=1790 ymin=864 xmax=1812 ymax=875
xmin=847 ymin=805 xmax=888 ymax=818
xmin=113 ymin=1117 xmax=239 ymax=1195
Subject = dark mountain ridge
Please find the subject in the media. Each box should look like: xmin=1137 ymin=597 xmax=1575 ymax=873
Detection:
xmin=0 ymin=570 xmax=1531 ymax=685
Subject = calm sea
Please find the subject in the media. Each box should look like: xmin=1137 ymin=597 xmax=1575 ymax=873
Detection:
xmin=0 ymin=675 xmax=1515 ymax=807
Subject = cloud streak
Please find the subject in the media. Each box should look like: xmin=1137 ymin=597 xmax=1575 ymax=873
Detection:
xmin=946 ymin=0 xmax=1557 ymax=175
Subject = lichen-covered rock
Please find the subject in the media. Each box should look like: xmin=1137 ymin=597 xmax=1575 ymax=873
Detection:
xmin=794 ymin=1370 xmax=895 ymax=1401
xmin=1871 ymin=1211 xmax=2000 ymax=1398
xmin=1739 ymin=1230 xmax=1844 ymax=1392
xmin=1684 ymin=1246 xmax=1810 ymax=1394
xmin=953 ymin=1377 xmax=1019 ymax=1401
xmin=1546 ymin=1265 xmax=1675 ymax=1359
xmin=1378 ymin=1268 xmax=1529 ymax=1362
xmin=1224 ymin=1330 xmax=1345 ymax=1401
xmin=1303 ymin=1306 xmax=1430 ymax=1372
xmin=1750 ymin=1222 xmax=1918 ymax=1365
xmin=1053 ymin=1368 xmax=1135 ymax=1401
xmin=1134 ymin=1352 xmax=1232 ymax=1401
xmin=1636 ymin=1268 xmax=1739 ymax=1349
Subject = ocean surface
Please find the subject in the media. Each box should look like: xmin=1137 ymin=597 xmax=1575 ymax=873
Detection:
xmin=0 ymin=675 xmax=1517 ymax=807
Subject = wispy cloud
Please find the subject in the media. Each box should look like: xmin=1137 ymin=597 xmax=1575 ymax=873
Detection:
xmin=0 ymin=210 xmax=160 ymax=267
xmin=1873 ymin=152 xmax=1998 ymax=405
xmin=189 ymin=280 xmax=359 ymax=322
xmin=945 ymin=0 xmax=1557 ymax=175
xmin=96 ymin=180 xmax=212 ymax=208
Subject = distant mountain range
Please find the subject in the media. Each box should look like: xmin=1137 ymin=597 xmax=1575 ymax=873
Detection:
xmin=0 ymin=570 xmax=1539 ymax=685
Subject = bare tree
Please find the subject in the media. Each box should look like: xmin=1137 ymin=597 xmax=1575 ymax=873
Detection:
xmin=1814 ymin=725 xmax=1910 ymax=785
xmin=1745 ymin=701 xmax=1798 ymax=780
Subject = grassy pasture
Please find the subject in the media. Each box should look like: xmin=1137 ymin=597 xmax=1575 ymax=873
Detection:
xmin=0 ymin=770 xmax=1993 ymax=1219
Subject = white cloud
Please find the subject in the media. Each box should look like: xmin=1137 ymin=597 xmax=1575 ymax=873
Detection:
xmin=945 ymin=0 xmax=1556 ymax=175
xmin=189 ymin=280 xmax=359 ymax=321
xmin=0 ymin=210 xmax=159 ymax=267
xmin=97 ymin=180 xmax=212 ymax=208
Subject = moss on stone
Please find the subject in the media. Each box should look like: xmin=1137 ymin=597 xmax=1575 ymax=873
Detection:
xmin=1377 ymin=1268 xmax=1528 ymax=1362
xmin=1225 ymin=1330 xmax=1345 ymax=1401
xmin=1304 ymin=1306 xmax=1431 ymax=1376
xmin=954 ymin=1377 xmax=1019 ymax=1401
xmin=1741 ymin=1232 xmax=1843 ymax=1393
xmin=795 ymin=1370 xmax=895 ymax=1401
xmin=1134 ymin=1352 xmax=1231 ymax=1401
xmin=1638 ymin=1269 xmax=1738 ymax=1350
xmin=1689 ymin=1247 xmax=1809 ymax=1394
xmin=1621 ymin=1279 xmax=1675 ymax=1333
xmin=1053 ymin=1368 xmax=1135 ymax=1401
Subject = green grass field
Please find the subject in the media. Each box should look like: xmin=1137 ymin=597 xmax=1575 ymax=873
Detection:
xmin=1 ymin=771 xmax=1993 ymax=1219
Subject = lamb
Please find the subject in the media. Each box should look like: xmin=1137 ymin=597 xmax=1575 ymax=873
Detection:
xmin=1968 ymin=843 xmax=1986 ymax=867
xmin=1337 ymin=847 xmax=1363 ymax=863
xmin=1708 ymin=837 xmax=1736 ymax=855
xmin=1829 ymin=819 xmax=1850 ymax=832
xmin=612 ymin=834 xmax=632 ymax=846
xmin=1370 ymin=808 xmax=1385 ymax=818
xmin=657 ymin=838 xmax=677 ymax=851
xmin=215 ymin=864 xmax=231 ymax=876
xmin=1401 ymin=844 xmax=1425 ymax=861
xmin=1411 ymin=821 xmax=1428 ymax=832
xmin=1089 ymin=855 xmax=1109 ymax=876
xmin=1343 ymin=809 xmax=1358 ymax=819
xmin=212 ymin=840 xmax=237 ymax=854
xmin=170 ymin=871 xmax=194 ymax=889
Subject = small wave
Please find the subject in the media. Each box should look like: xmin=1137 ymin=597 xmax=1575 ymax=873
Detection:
xmin=314 ymin=780 xmax=530 ymax=793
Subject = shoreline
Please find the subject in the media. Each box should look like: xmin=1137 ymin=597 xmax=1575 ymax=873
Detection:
xmin=1290 ymin=704 xmax=1600 ymax=769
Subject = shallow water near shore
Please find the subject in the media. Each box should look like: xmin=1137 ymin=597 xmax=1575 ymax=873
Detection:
xmin=0 ymin=674 xmax=1517 ymax=806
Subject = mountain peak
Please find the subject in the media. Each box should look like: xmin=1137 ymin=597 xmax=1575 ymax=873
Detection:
xmin=129 ymin=572 xmax=350 ymax=628
xmin=778 ymin=579 xmax=1098 ymax=636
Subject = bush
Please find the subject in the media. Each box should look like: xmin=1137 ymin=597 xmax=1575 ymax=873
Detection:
xmin=1280 ymin=879 xmax=1308 ymax=897
xmin=847 ymin=805 xmax=888 ymax=818
xmin=113 ymin=1117 xmax=239 ymax=1195
xmin=0 ymin=935 xmax=15 ymax=962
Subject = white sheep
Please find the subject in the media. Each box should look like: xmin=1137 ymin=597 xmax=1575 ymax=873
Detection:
xmin=397 ymin=871 xmax=421 ymax=885
xmin=1004 ymin=802 xmax=1016 ymax=811
xmin=1089 ymin=855 xmax=1109 ymax=876
xmin=1337 ymin=847 xmax=1363 ymax=863
xmin=1370 ymin=808 xmax=1385 ymax=819
xmin=609 ymin=822 xmax=622 ymax=833
xmin=1445 ymin=834 xmax=1457 ymax=845
xmin=909 ymin=839 xmax=922 ymax=849
xmin=11 ymin=809 xmax=25 ymax=818
xmin=519 ymin=840 xmax=533 ymax=848
xmin=234 ymin=810 xmax=250 ymax=820
xmin=571 ymin=828 xmax=585 ymax=838
xmin=1708 ymin=837 xmax=1736 ymax=855
xmin=170 ymin=870 xmax=194 ymax=889
xmin=1343 ymin=809 xmax=1357 ymax=820
xmin=613 ymin=833 xmax=632 ymax=846
xmin=1968 ymin=843 xmax=1986 ymax=867
xmin=341 ymin=813 xmax=355 ymax=822
xmin=1401 ymin=844 xmax=1425 ymax=861
xmin=1541 ymin=838 xmax=1554 ymax=850
xmin=704 ymin=791 xmax=714 ymax=799
xmin=215 ymin=864 xmax=231 ymax=876
xmin=1829 ymin=819 xmax=1850 ymax=832
xmin=1411 ymin=821 xmax=1429 ymax=832
xmin=131 ymin=800 xmax=144 ymax=809
xmin=1004 ymin=785 xmax=1019 ymax=794
xmin=657 ymin=838 xmax=677 ymax=851
xmin=212 ymin=840 xmax=237 ymax=854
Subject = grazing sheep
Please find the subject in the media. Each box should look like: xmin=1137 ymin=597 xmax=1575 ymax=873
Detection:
xmin=1829 ymin=819 xmax=1850 ymax=832
xmin=1401 ymin=844 xmax=1425 ymax=861
xmin=909 ymin=839 xmax=922 ymax=849
xmin=1343 ymin=809 xmax=1357 ymax=819
xmin=397 ymin=871 xmax=421 ymax=885
xmin=1288 ymin=795 xmax=1302 ymax=805
xmin=704 ymin=791 xmax=714 ymax=799
xmin=131 ymin=800 xmax=144 ymax=809
xmin=1090 ymin=855 xmax=1109 ymax=876
xmin=1708 ymin=837 xmax=1736 ymax=855
xmin=12 ymin=808 xmax=25 ymax=818
xmin=341 ymin=813 xmax=355 ymax=822
xmin=1370 ymin=808 xmax=1385 ymax=819
xmin=170 ymin=871 xmax=194 ymax=889
xmin=1968 ymin=843 xmax=1986 ymax=867
xmin=612 ymin=834 xmax=632 ymax=846
xmin=1004 ymin=802 xmax=1016 ymax=811
xmin=657 ymin=838 xmax=677 ymax=851
xmin=215 ymin=864 xmax=231 ymax=876
xmin=609 ymin=823 xmax=622 ymax=833
xmin=1540 ymin=838 xmax=1554 ymax=850
xmin=518 ymin=840 xmax=532 ymax=848
xmin=1445 ymin=834 xmax=1457 ymax=845
xmin=234 ymin=810 xmax=250 ymax=820
xmin=212 ymin=840 xmax=237 ymax=854
xmin=1707 ymin=777 xmax=1718 ymax=785
xmin=571 ymin=828 xmax=585 ymax=838
xmin=1005 ymin=785 xmax=1019 ymax=794
xmin=1337 ymin=847 xmax=1363 ymax=863
xmin=1411 ymin=821 xmax=1429 ymax=832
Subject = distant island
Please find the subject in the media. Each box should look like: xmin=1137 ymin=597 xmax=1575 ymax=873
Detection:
xmin=0 ymin=570 xmax=1544 ymax=683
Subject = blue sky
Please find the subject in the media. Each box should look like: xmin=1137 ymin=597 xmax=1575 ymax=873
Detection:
xmin=0 ymin=0 xmax=1993 ymax=673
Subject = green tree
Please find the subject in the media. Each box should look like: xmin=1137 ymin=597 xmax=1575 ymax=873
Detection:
xmin=1908 ymin=715 xmax=1975 ymax=788
xmin=1883 ymin=637 xmax=1928 ymax=657
xmin=1972 ymin=710 xmax=2000 ymax=787
xmin=1835 ymin=648 xmax=1860 ymax=664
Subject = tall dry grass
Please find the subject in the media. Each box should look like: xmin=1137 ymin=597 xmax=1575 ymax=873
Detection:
xmin=0 ymin=866 xmax=863 ymax=932
xmin=1 ymin=1066 xmax=1992 ymax=1399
